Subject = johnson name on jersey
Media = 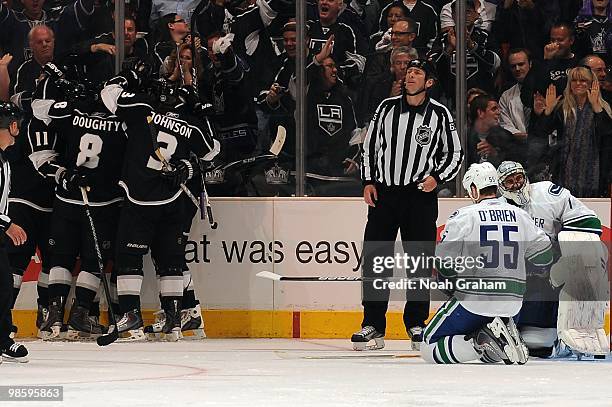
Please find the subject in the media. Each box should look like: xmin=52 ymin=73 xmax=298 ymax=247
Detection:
xmin=436 ymin=198 xmax=552 ymax=317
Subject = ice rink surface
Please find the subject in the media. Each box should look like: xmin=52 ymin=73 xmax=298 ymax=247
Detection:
xmin=1 ymin=339 xmax=611 ymax=407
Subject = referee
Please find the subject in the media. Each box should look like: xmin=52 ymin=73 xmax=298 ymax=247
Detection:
xmin=0 ymin=102 xmax=28 ymax=363
xmin=351 ymin=59 xmax=463 ymax=351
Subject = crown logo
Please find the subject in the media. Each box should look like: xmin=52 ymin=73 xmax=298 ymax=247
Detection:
xmin=205 ymin=168 xmax=226 ymax=184
xmin=265 ymin=163 xmax=289 ymax=185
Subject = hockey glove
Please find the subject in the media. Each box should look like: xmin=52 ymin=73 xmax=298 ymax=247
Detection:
xmin=160 ymin=159 xmax=194 ymax=189
xmin=57 ymin=168 xmax=90 ymax=192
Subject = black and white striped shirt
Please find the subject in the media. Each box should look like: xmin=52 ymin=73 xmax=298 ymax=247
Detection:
xmin=361 ymin=95 xmax=463 ymax=186
xmin=0 ymin=151 xmax=11 ymax=231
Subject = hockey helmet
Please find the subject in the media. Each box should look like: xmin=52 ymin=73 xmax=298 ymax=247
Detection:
xmin=497 ymin=161 xmax=530 ymax=206
xmin=462 ymin=162 xmax=498 ymax=202
xmin=0 ymin=102 xmax=23 ymax=129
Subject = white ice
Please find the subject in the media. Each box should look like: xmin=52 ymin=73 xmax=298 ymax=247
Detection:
xmin=1 ymin=339 xmax=611 ymax=407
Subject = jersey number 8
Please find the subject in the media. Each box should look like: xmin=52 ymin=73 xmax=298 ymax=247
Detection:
xmin=77 ymin=133 xmax=103 ymax=169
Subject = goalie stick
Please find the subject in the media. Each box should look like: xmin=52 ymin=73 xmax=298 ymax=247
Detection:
xmin=79 ymin=187 xmax=119 ymax=347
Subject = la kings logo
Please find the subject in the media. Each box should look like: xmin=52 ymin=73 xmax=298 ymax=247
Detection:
xmin=317 ymin=104 xmax=343 ymax=137
xmin=415 ymin=124 xmax=432 ymax=146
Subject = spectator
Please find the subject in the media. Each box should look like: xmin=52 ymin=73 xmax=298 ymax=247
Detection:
xmin=582 ymin=53 xmax=612 ymax=102
xmin=493 ymin=0 xmax=547 ymax=61
xmin=0 ymin=0 xmax=95 ymax=81
xmin=499 ymin=48 xmax=532 ymax=139
xmin=163 ymin=41 xmax=204 ymax=86
xmin=533 ymin=23 xmax=579 ymax=97
xmin=153 ymin=13 xmax=190 ymax=69
xmin=359 ymin=46 xmax=418 ymax=125
xmin=149 ymin=0 xmax=201 ymax=32
xmin=428 ymin=1 xmax=500 ymax=105
xmin=0 ymin=54 xmax=11 ymax=102
xmin=307 ymin=0 xmax=367 ymax=89
xmin=466 ymin=86 xmax=488 ymax=125
xmin=369 ymin=2 xmax=408 ymax=50
xmin=440 ymin=0 xmax=497 ymax=33
xmin=574 ymin=0 xmax=612 ymax=63
xmin=348 ymin=0 xmax=381 ymax=36
xmin=75 ymin=16 xmax=150 ymax=84
xmin=202 ymin=31 xmax=260 ymax=196
xmin=533 ymin=66 xmax=612 ymax=197
xmin=468 ymin=94 xmax=528 ymax=166
xmin=12 ymin=25 xmax=55 ymax=111
xmin=378 ymin=1 xmax=439 ymax=55
xmin=364 ymin=18 xmax=418 ymax=83
xmin=306 ymin=51 xmax=360 ymax=189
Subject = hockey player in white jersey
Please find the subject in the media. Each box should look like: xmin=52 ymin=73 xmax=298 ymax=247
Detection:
xmin=421 ymin=163 xmax=553 ymax=364
xmin=497 ymin=161 xmax=609 ymax=358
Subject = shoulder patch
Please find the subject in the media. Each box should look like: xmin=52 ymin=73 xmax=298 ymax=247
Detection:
xmin=548 ymin=184 xmax=564 ymax=196
xmin=448 ymin=210 xmax=459 ymax=220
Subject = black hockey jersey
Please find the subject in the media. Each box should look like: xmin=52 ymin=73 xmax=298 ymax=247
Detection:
xmin=32 ymin=98 xmax=127 ymax=205
xmin=101 ymin=83 xmax=220 ymax=205
xmin=6 ymin=117 xmax=57 ymax=211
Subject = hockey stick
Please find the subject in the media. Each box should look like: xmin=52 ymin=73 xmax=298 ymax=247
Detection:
xmin=79 ymin=187 xmax=119 ymax=347
xmin=211 ymin=126 xmax=287 ymax=172
xmin=257 ymin=270 xmax=364 ymax=282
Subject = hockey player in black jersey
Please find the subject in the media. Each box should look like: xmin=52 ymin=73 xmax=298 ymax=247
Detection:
xmin=31 ymin=69 xmax=127 ymax=340
xmin=5 ymin=116 xmax=55 ymax=339
xmin=100 ymin=71 xmax=219 ymax=341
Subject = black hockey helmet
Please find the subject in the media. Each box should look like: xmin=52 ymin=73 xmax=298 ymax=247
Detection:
xmin=0 ymin=102 xmax=23 ymax=129
xmin=406 ymin=58 xmax=437 ymax=81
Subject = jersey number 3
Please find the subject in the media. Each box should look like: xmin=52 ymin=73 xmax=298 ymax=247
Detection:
xmin=77 ymin=133 xmax=103 ymax=169
xmin=480 ymin=225 xmax=519 ymax=270
xmin=146 ymin=131 xmax=178 ymax=170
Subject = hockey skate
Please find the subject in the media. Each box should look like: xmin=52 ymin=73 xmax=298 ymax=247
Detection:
xmin=408 ymin=326 xmax=423 ymax=351
xmin=144 ymin=310 xmax=167 ymax=341
xmin=473 ymin=317 xmax=528 ymax=365
xmin=161 ymin=300 xmax=182 ymax=342
xmin=351 ymin=326 xmax=384 ymax=351
xmin=1 ymin=339 xmax=29 ymax=363
xmin=109 ymin=309 xmax=146 ymax=342
xmin=181 ymin=304 xmax=206 ymax=340
xmin=66 ymin=304 xmax=108 ymax=341
xmin=36 ymin=305 xmax=49 ymax=339
xmin=40 ymin=297 xmax=66 ymax=341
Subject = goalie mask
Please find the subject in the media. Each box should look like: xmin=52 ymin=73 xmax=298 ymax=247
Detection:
xmin=462 ymin=162 xmax=498 ymax=202
xmin=497 ymin=161 xmax=530 ymax=206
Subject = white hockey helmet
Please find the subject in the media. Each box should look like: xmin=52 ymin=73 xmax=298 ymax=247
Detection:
xmin=497 ymin=161 xmax=530 ymax=206
xmin=462 ymin=162 xmax=498 ymax=202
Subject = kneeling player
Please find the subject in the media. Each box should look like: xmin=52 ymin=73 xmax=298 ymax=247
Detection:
xmin=497 ymin=161 xmax=609 ymax=358
xmin=421 ymin=163 xmax=552 ymax=364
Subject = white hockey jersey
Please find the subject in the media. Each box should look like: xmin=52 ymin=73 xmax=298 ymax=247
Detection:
xmin=513 ymin=181 xmax=600 ymax=239
xmin=436 ymin=197 xmax=552 ymax=317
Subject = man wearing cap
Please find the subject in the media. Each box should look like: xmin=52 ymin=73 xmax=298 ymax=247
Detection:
xmin=352 ymin=59 xmax=463 ymax=351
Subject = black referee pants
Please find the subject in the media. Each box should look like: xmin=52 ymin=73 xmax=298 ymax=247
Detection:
xmin=361 ymin=184 xmax=437 ymax=335
xmin=0 ymin=242 xmax=13 ymax=347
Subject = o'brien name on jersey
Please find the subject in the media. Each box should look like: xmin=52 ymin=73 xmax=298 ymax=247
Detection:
xmin=72 ymin=115 xmax=122 ymax=132
xmin=373 ymin=278 xmax=507 ymax=292
xmin=151 ymin=112 xmax=193 ymax=139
